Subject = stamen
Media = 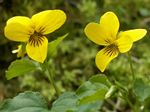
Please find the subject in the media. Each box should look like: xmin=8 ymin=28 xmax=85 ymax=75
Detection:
xmin=29 ymin=31 xmax=44 ymax=47
xmin=103 ymin=44 xmax=119 ymax=57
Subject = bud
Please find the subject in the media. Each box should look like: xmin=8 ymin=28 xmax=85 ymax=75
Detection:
xmin=105 ymin=85 xmax=118 ymax=99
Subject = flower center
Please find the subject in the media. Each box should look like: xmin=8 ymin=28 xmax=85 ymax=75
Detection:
xmin=104 ymin=44 xmax=119 ymax=57
xmin=29 ymin=31 xmax=44 ymax=47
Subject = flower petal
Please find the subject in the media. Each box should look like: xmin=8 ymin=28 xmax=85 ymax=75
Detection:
xmin=100 ymin=12 xmax=119 ymax=40
xmin=84 ymin=23 xmax=111 ymax=46
xmin=5 ymin=16 xmax=33 ymax=42
xmin=26 ymin=36 xmax=48 ymax=63
xmin=6 ymin=16 xmax=31 ymax=26
xmin=116 ymin=34 xmax=133 ymax=53
xmin=31 ymin=10 xmax=66 ymax=34
xmin=4 ymin=23 xmax=33 ymax=42
xmin=118 ymin=29 xmax=147 ymax=42
xmin=96 ymin=47 xmax=119 ymax=72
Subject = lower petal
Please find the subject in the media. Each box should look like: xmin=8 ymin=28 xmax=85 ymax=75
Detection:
xmin=26 ymin=36 xmax=48 ymax=63
xmin=96 ymin=48 xmax=119 ymax=72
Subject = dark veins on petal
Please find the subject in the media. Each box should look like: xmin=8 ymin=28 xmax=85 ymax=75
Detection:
xmin=29 ymin=31 xmax=44 ymax=47
xmin=103 ymin=44 xmax=119 ymax=57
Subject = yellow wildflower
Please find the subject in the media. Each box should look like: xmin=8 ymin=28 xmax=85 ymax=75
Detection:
xmin=5 ymin=10 xmax=66 ymax=63
xmin=84 ymin=12 xmax=147 ymax=72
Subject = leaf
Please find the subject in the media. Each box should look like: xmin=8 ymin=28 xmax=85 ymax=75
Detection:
xmin=47 ymin=33 xmax=68 ymax=59
xmin=79 ymin=89 xmax=107 ymax=105
xmin=0 ymin=91 xmax=49 ymax=112
xmin=133 ymin=79 xmax=150 ymax=102
xmin=6 ymin=59 xmax=37 ymax=80
xmin=77 ymin=101 xmax=102 ymax=112
xmin=50 ymin=92 xmax=102 ymax=112
xmin=50 ymin=92 xmax=78 ymax=112
xmin=89 ymin=74 xmax=111 ymax=87
xmin=76 ymin=75 xmax=111 ymax=105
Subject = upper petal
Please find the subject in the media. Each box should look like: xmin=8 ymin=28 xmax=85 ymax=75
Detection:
xmin=99 ymin=12 xmax=120 ymax=40
xmin=118 ymin=29 xmax=147 ymax=42
xmin=5 ymin=16 xmax=33 ymax=42
xmin=6 ymin=16 xmax=31 ymax=26
xmin=84 ymin=23 xmax=111 ymax=46
xmin=116 ymin=34 xmax=133 ymax=53
xmin=96 ymin=47 xmax=119 ymax=72
xmin=31 ymin=10 xmax=66 ymax=34
xmin=26 ymin=36 xmax=48 ymax=63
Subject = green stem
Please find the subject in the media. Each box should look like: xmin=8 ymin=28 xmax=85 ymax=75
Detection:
xmin=124 ymin=95 xmax=137 ymax=112
xmin=45 ymin=62 xmax=60 ymax=97
xmin=116 ymin=80 xmax=137 ymax=112
xmin=128 ymin=52 xmax=135 ymax=82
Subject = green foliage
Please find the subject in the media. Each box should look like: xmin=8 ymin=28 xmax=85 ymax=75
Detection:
xmin=133 ymin=79 xmax=150 ymax=102
xmin=76 ymin=75 xmax=110 ymax=105
xmin=51 ymin=92 xmax=102 ymax=112
xmin=0 ymin=91 xmax=49 ymax=112
xmin=1 ymin=0 xmax=150 ymax=111
xmin=6 ymin=59 xmax=38 ymax=80
xmin=0 ymin=75 xmax=110 ymax=112
xmin=47 ymin=33 xmax=68 ymax=59
xmin=50 ymin=92 xmax=77 ymax=112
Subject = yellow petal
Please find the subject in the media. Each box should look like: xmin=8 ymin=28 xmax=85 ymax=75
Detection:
xmin=84 ymin=23 xmax=111 ymax=46
xmin=5 ymin=16 xmax=34 ymax=42
xmin=115 ymin=34 xmax=133 ymax=53
xmin=118 ymin=29 xmax=147 ymax=42
xmin=4 ymin=22 xmax=33 ymax=42
xmin=96 ymin=47 xmax=119 ymax=72
xmin=6 ymin=16 xmax=31 ymax=26
xmin=26 ymin=36 xmax=48 ymax=63
xmin=31 ymin=10 xmax=66 ymax=34
xmin=100 ymin=12 xmax=119 ymax=40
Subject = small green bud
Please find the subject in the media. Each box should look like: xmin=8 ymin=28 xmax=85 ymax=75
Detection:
xmin=105 ymin=85 xmax=118 ymax=99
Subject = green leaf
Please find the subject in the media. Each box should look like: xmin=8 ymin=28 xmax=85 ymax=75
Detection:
xmin=50 ymin=92 xmax=102 ymax=112
xmin=79 ymin=89 xmax=107 ymax=105
xmin=89 ymin=74 xmax=111 ymax=87
xmin=6 ymin=59 xmax=37 ymax=80
xmin=50 ymin=92 xmax=78 ymax=112
xmin=133 ymin=79 xmax=150 ymax=102
xmin=47 ymin=33 xmax=68 ymax=59
xmin=77 ymin=101 xmax=102 ymax=112
xmin=76 ymin=75 xmax=111 ymax=105
xmin=0 ymin=91 xmax=49 ymax=112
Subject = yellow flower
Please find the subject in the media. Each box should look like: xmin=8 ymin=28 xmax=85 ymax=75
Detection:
xmin=5 ymin=10 xmax=66 ymax=63
xmin=84 ymin=11 xmax=147 ymax=72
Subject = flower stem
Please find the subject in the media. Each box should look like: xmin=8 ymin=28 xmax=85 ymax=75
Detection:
xmin=45 ymin=62 xmax=60 ymax=97
xmin=128 ymin=52 xmax=135 ymax=82
xmin=122 ymin=95 xmax=137 ymax=112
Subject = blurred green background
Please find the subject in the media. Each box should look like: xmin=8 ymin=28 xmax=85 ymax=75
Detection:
xmin=0 ymin=0 xmax=150 ymax=111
